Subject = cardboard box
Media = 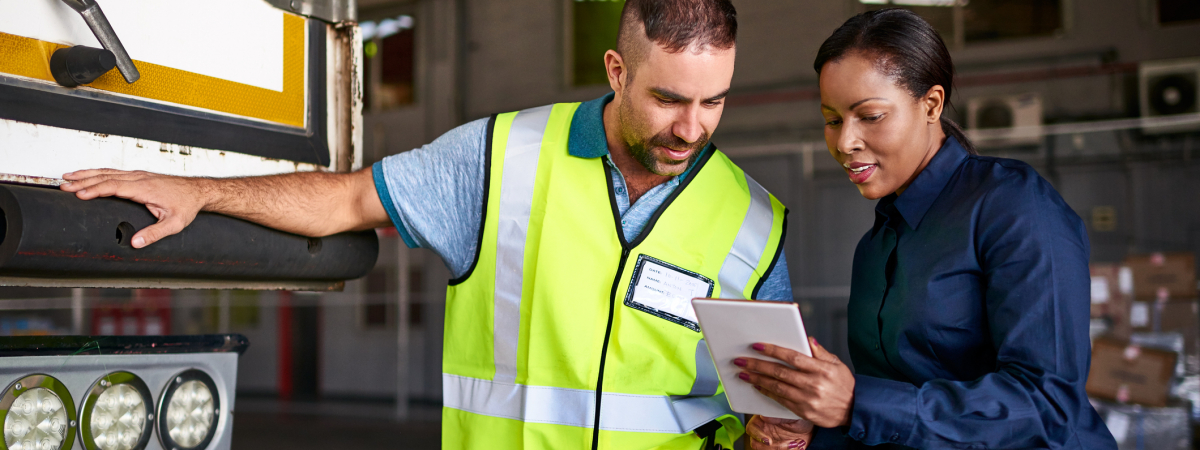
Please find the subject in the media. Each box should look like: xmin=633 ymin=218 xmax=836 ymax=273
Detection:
xmin=1124 ymin=252 xmax=1196 ymax=300
xmin=1131 ymin=299 xmax=1200 ymax=373
xmin=1087 ymin=338 xmax=1177 ymax=407
xmin=1092 ymin=264 xmax=1134 ymax=340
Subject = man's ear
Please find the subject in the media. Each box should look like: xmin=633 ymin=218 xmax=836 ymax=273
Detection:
xmin=923 ymin=85 xmax=945 ymax=124
xmin=605 ymin=50 xmax=627 ymax=95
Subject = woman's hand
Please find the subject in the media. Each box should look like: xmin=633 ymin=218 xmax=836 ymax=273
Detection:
xmin=735 ymin=337 xmax=856 ymax=428
xmin=745 ymin=415 xmax=813 ymax=449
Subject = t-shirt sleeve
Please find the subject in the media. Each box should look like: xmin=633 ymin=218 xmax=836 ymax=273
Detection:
xmin=753 ymin=251 xmax=794 ymax=302
xmin=372 ymin=117 xmax=490 ymax=279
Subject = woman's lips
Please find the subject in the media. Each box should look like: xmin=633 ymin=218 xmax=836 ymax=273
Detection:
xmin=845 ymin=164 xmax=877 ymax=184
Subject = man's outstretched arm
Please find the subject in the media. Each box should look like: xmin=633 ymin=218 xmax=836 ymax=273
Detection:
xmin=60 ymin=168 xmax=391 ymax=248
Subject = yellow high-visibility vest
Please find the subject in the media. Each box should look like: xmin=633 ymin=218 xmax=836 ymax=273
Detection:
xmin=442 ymin=103 xmax=788 ymax=450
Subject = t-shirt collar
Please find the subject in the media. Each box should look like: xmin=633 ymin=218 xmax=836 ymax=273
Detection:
xmin=889 ymin=136 xmax=970 ymax=230
xmin=568 ymin=92 xmax=615 ymax=158
xmin=567 ymin=91 xmax=713 ymax=180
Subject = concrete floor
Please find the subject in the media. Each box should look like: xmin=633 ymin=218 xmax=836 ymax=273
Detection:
xmin=232 ymin=413 xmax=440 ymax=450
xmin=231 ymin=399 xmax=441 ymax=450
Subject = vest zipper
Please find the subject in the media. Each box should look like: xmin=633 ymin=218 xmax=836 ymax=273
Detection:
xmin=591 ymin=247 xmax=630 ymax=450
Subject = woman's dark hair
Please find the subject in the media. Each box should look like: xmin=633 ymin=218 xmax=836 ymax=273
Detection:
xmin=813 ymin=8 xmax=976 ymax=155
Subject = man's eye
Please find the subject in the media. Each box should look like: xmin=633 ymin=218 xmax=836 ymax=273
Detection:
xmin=825 ymin=119 xmax=842 ymax=126
xmin=657 ymin=98 xmax=677 ymax=105
xmin=703 ymin=100 xmax=723 ymax=107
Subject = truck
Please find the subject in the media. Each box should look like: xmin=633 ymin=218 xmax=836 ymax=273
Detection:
xmin=0 ymin=1 xmax=370 ymax=449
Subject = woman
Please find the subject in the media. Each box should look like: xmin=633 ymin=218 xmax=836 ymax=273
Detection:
xmin=738 ymin=9 xmax=1117 ymax=450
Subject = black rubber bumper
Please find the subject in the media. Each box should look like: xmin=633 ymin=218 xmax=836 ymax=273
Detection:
xmin=0 ymin=184 xmax=378 ymax=281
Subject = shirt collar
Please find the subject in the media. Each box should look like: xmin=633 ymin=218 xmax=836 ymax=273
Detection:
xmin=568 ymin=92 xmax=615 ymax=158
xmin=890 ymin=136 xmax=970 ymax=230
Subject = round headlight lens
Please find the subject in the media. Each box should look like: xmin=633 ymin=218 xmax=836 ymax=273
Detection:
xmin=89 ymin=384 xmax=146 ymax=450
xmin=164 ymin=380 xmax=214 ymax=448
xmin=4 ymin=387 xmax=69 ymax=450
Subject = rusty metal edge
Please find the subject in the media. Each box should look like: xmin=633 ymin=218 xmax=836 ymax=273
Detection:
xmin=0 ymin=276 xmax=345 ymax=291
xmin=330 ymin=21 xmax=363 ymax=173
xmin=0 ymin=173 xmax=67 ymax=187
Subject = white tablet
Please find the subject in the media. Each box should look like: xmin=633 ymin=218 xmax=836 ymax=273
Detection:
xmin=691 ymin=298 xmax=811 ymax=420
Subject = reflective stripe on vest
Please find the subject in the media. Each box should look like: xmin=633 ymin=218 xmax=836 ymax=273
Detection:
xmin=444 ymin=374 xmax=735 ymax=434
xmin=493 ymin=105 xmax=554 ymax=383
xmin=717 ymin=173 xmax=774 ymax=299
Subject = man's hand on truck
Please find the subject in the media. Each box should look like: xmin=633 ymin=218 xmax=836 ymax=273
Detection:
xmin=60 ymin=168 xmax=392 ymax=248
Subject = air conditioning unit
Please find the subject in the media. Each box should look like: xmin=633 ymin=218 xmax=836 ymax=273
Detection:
xmin=967 ymin=93 xmax=1043 ymax=147
xmin=1140 ymin=57 xmax=1200 ymax=134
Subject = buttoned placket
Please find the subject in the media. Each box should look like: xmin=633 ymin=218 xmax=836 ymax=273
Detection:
xmin=876 ymin=203 xmax=904 ymax=357
xmin=603 ymin=155 xmax=682 ymax=237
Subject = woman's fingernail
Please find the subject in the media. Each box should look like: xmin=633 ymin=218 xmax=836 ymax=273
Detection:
xmin=738 ymin=372 xmax=750 ymax=381
xmin=752 ymin=343 xmax=765 ymax=351
xmin=790 ymin=439 xmax=807 ymax=449
xmin=733 ymin=358 xmax=747 ymax=367
xmin=753 ymin=385 xmax=762 ymax=391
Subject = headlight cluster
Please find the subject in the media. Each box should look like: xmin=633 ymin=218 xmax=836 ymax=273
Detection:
xmin=1 ymin=370 xmax=220 ymax=450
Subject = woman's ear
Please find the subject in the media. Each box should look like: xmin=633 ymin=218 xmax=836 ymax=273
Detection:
xmin=922 ymin=85 xmax=946 ymax=124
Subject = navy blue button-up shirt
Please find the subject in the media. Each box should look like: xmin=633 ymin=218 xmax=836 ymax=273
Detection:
xmin=815 ymin=137 xmax=1116 ymax=449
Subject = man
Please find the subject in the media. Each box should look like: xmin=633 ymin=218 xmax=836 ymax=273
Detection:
xmin=62 ymin=1 xmax=796 ymax=448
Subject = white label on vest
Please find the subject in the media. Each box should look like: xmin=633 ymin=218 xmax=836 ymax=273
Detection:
xmin=629 ymin=257 xmax=713 ymax=325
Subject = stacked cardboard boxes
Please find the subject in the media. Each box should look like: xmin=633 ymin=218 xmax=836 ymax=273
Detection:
xmin=1089 ymin=252 xmax=1198 ymax=448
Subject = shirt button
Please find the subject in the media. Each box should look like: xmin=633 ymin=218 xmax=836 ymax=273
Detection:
xmin=890 ymin=433 xmax=901 ymax=442
xmin=874 ymin=344 xmax=880 ymax=349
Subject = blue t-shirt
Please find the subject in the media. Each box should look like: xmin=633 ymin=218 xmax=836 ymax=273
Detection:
xmin=372 ymin=93 xmax=793 ymax=301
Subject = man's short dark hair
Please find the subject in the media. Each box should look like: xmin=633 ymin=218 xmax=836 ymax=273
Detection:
xmin=616 ymin=0 xmax=738 ymax=75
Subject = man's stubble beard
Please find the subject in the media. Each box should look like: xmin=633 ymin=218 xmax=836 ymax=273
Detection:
xmin=618 ymin=90 xmax=708 ymax=177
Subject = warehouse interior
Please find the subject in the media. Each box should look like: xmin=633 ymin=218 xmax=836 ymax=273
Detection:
xmin=2 ymin=0 xmax=1200 ymax=448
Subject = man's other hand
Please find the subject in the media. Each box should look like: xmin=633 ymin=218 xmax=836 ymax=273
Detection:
xmin=61 ymin=169 xmax=206 ymax=248
xmin=746 ymin=415 xmax=813 ymax=450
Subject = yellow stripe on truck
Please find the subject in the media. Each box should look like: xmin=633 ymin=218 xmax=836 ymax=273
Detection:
xmin=0 ymin=13 xmax=306 ymax=128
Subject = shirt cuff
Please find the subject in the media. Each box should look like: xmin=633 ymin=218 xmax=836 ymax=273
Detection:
xmin=372 ymin=161 xmax=419 ymax=248
xmin=848 ymin=374 xmax=919 ymax=447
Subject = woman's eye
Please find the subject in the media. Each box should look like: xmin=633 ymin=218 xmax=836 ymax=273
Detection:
xmin=825 ymin=119 xmax=842 ymax=126
xmin=863 ymin=114 xmax=884 ymax=122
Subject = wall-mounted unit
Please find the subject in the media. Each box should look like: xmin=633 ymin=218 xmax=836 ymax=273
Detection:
xmin=967 ymin=93 xmax=1044 ymax=148
xmin=1140 ymin=57 xmax=1200 ymax=134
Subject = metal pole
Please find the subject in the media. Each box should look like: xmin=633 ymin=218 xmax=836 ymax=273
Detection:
xmin=395 ymin=238 xmax=411 ymax=420
xmin=71 ymin=288 xmax=84 ymax=334
xmin=218 ymin=290 xmax=231 ymax=333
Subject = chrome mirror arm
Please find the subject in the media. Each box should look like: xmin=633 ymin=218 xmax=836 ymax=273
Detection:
xmin=60 ymin=0 xmax=139 ymax=83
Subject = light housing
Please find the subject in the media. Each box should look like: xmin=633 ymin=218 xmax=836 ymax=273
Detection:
xmin=1 ymin=373 xmax=77 ymax=450
xmin=0 ymin=335 xmax=245 ymax=450
xmin=157 ymin=369 xmax=220 ymax=450
xmin=79 ymin=371 xmax=154 ymax=450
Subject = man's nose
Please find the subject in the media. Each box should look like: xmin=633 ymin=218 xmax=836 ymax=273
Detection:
xmin=673 ymin=106 xmax=704 ymax=144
